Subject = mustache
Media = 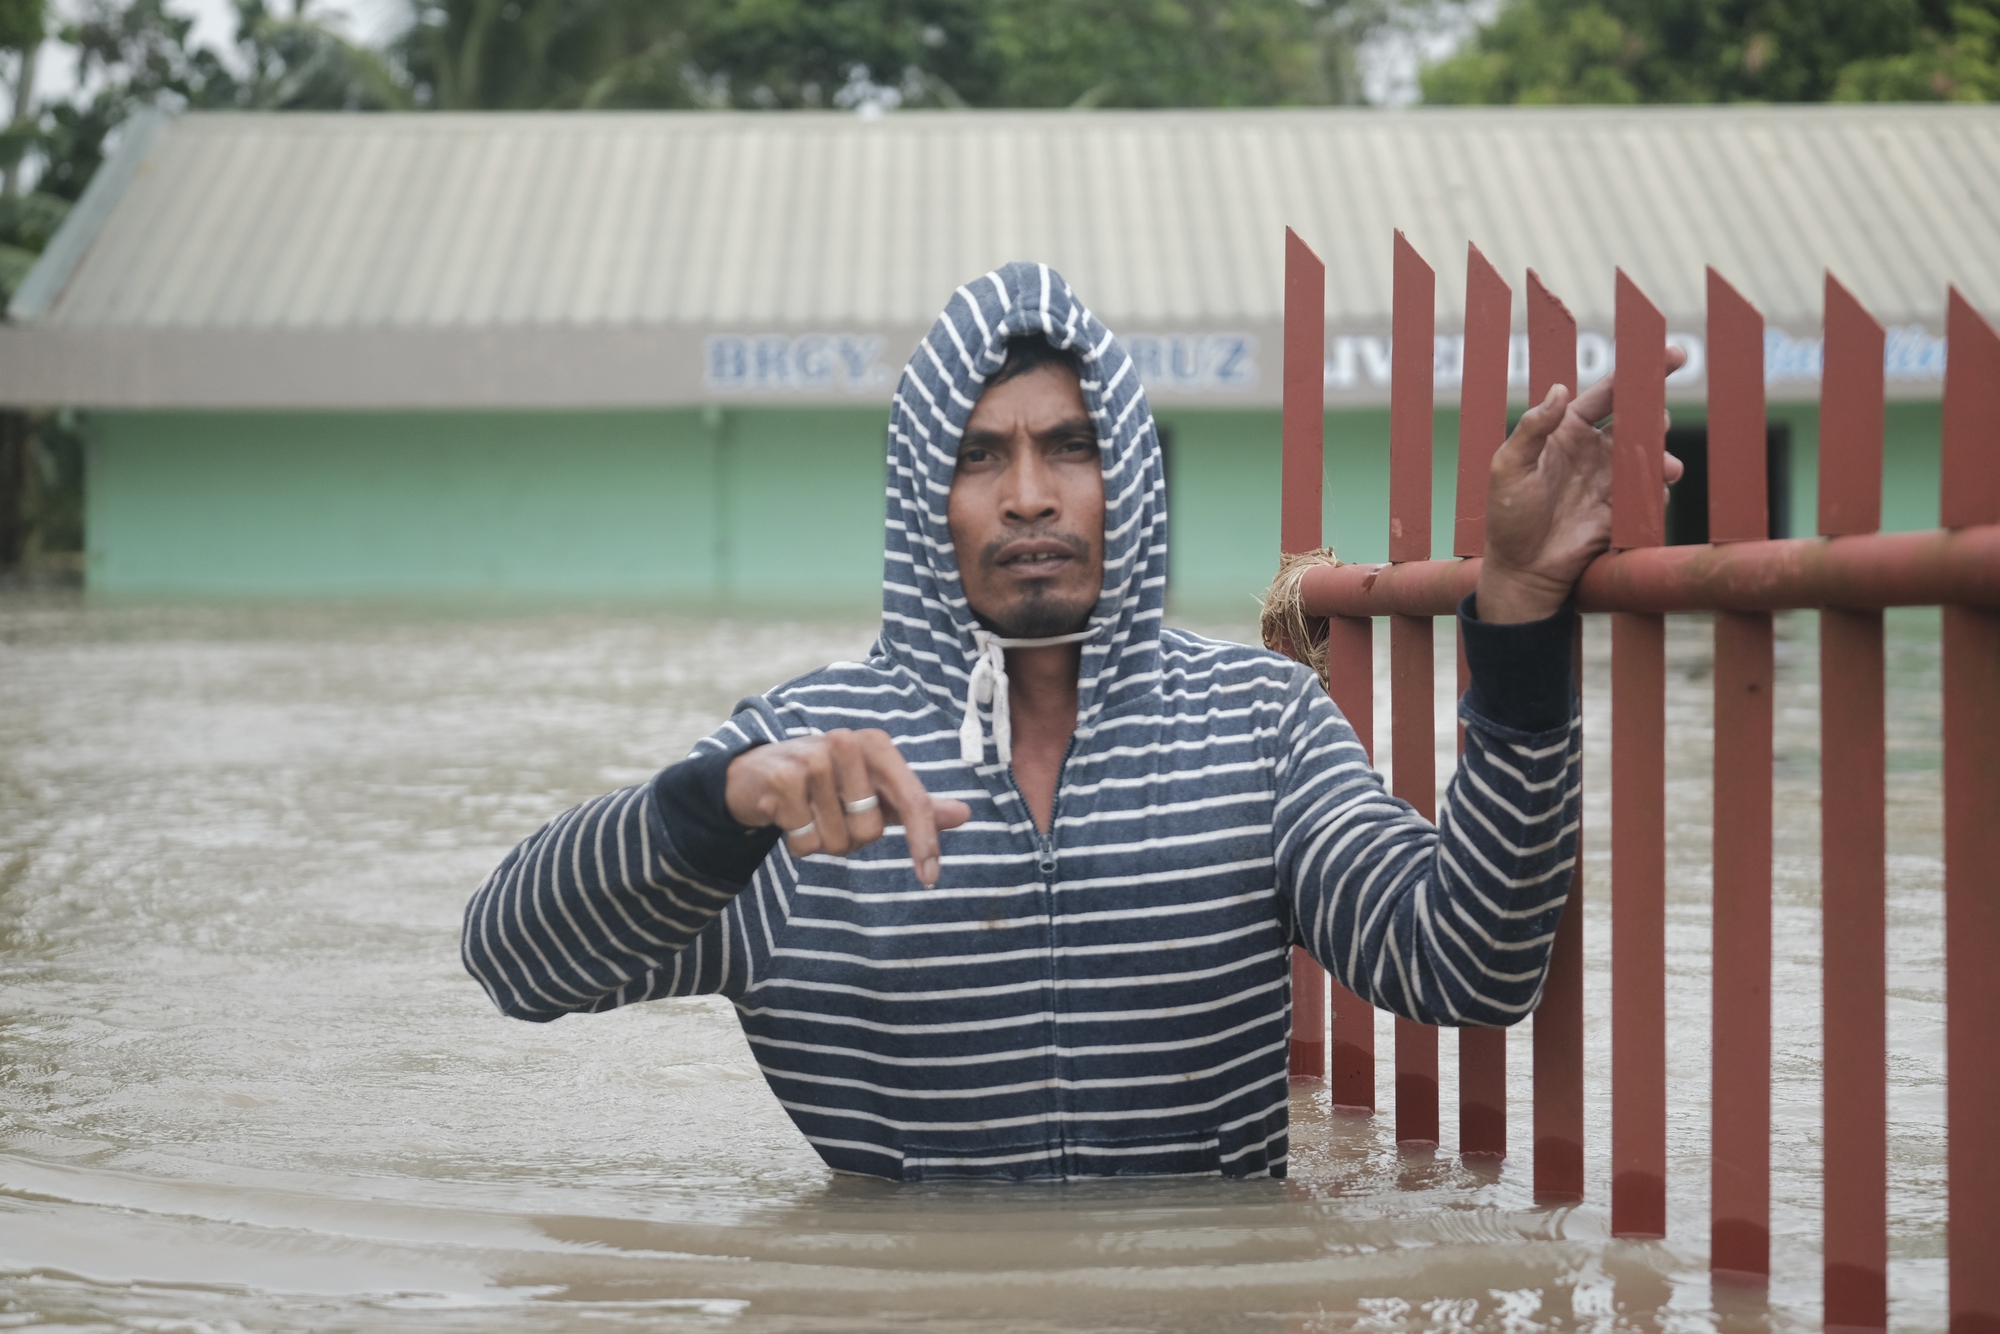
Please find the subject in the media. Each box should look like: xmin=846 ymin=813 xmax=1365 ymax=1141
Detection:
xmin=975 ymin=526 xmax=1092 ymax=572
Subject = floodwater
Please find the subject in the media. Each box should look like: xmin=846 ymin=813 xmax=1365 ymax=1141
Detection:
xmin=0 ymin=596 xmax=1947 ymax=1332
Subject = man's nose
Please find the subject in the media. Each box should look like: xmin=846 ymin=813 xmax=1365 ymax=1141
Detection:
xmin=1001 ymin=449 xmax=1059 ymax=525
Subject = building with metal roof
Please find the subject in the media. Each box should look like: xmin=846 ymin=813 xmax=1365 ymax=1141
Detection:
xmin=7 ymin=105 xmax=1995 ymax=598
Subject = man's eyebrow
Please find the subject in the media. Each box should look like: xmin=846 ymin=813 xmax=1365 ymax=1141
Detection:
xmin=1034 ymin=416 xmax=1095 ymax=442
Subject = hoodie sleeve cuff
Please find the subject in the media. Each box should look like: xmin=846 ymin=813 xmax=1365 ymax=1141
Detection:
xmin=1457 ymin=591 xmax=1576 ymax=735
xmin=651 ymin=741 xmax=781 ymax=887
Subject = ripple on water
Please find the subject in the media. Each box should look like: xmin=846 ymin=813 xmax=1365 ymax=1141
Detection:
xmin=0 ymin=599 xmax=1950 ymax=1331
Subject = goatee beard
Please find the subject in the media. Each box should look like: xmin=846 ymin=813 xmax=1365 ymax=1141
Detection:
xmin=974 ymin=525 xmax=1095 ymax=639
xmin=988 ymin=592 xmax=1093 ymax=640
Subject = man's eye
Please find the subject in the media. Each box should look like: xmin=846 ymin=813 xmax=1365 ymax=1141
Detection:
xmin=959 ymin=447 xmax=990 ymax=465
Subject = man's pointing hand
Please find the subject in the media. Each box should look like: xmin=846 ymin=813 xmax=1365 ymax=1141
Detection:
xmin=726 ymin=729 xmax=972 ymax=887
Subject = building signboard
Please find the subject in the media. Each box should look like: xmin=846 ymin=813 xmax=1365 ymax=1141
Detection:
xmin=0 ymin=321 xmax=1949 ymax=411
xmin=697 ymin=324 xmax=1950 ymax=407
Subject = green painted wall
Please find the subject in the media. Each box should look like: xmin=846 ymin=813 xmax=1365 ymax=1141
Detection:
xmin=82 ymin=399 xmax=1947 ymax=609
xmin=84 ymin=407 xmax=887 ymax=607
xmin=1111 ymin=398 xmax=1946 ymax=611
xmin=1764 ymin=400 xmax=1943 ymax=537
xmin=87 ymin=410 xmax=717 ymax=597
xmin=1153 ymin=407 xmax=1452 ymax=611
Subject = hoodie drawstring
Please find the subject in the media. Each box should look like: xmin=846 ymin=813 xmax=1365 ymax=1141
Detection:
xmin=960 ymin=628 xmax=1095 ymax=766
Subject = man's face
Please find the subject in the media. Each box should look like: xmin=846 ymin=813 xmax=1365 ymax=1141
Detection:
xmin=947 ymin=365 xmax=1105 ymax=639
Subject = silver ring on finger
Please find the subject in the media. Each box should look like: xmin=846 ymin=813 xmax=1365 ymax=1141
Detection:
xmin=842 ymin=795 xmax=880 ymax=815
xmin=786 ymin=821 xmax=816 ymax=839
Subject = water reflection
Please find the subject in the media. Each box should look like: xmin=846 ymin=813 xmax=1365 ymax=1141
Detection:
xmin=0 ymin=597 xmax=1945 ymax=1331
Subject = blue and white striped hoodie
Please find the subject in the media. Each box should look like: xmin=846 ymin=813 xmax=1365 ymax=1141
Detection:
xmin=463 ymin=262 xmax=1582 ymax=1181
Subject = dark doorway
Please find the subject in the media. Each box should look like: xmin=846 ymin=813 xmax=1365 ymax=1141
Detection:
xmin=1664 ymin=423 xmax=1791 ymax=546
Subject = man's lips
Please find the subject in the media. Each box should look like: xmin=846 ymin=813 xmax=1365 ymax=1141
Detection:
xmin=994 ymin=539 xmax=1079 ymax=575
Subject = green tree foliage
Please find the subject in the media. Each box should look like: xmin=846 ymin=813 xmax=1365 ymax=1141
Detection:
xmin=668 ymin=0 xmax=978 ymax=109
xmin=227 ymin=0 xmax=412 ymax=109
xmin=2 ymin=0 xmax=47 ymax=194
xmin=35 ymin=0 xmax=406 ymax=202
xmin=0 ymin=188 xmax=66 ymax=297
xmin=39 ymin=0 xmax=228 ymax=198
xmin=399 ymin=0 xmax=700 ymax=110
xmin=1421 ymin=0 xmax=2000 ymax=103
xmin=0 ymin=0 xmax=41 ymax=51
xmin=398 ymin=0 xmax=1381 ymax=111
xmin=1833 ymin=4 xmax=2000 ymax=100
xmin=0 ymin=408 xmax=84 ymax=572
xmin=952 ymin=0 xmax=1342 ymax=107
xmin=0 ymin=0 xmax=1418 ymax=299
xmin=0 ymin=0 xmax=58 ymax=302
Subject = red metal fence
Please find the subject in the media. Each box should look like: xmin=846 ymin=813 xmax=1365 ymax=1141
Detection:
xmin=1276 ymin=228 xmax=2000 ymax=1332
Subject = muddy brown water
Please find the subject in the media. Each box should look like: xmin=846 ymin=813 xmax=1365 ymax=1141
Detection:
xmin=0 ymin=597 xmax=1947 ymax=1331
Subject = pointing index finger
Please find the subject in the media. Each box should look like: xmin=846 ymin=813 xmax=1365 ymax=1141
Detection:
xmin=863 ymin=731 xmax=945 ymax=886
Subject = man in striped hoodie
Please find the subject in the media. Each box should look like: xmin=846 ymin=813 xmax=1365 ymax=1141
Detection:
xmin=463 ymin=262 xmax=1679 ymax=1181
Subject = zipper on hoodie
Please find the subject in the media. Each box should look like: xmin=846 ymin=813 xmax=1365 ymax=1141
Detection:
xmin=1010 ymin=734 xmax=1075 ymax=1172
xmin=1019 ymin=734 xmax=1076 ymax=882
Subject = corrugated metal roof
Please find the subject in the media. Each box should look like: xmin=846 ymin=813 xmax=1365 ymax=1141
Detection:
xmin=5 ymin=104 xmax=1995 ymax=409
xmin=33 ymin=105 xmax=2000 ymax=333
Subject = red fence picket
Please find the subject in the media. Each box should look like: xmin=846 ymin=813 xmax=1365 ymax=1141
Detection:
xmin=1705 ymin=267 xmax=1775 ymax=1284
xmin=1285 ymin=224 xmax=1376 ymax=1114
xmin=1390 ymin=231 xmax=1440 ymax=1149
xmin=1940 ymin=287 xmax=2000 ymax=1334
xmin=1281 ymin=227 xmax=1330 ymax=1087
xmin=1324 ymin=612 xmax=1377 ymax=1113
xmin=1819 ymin=272 xmax=1891 ymax=1329
xmin=1274 ymin=227 xmax=2000 ymax=1332
xmin=1609 ymin=270 xmax=1670 ymax=1241
xmin=1456 ymin=243 xmax=1512 ymax=1163
xmin=1526 ymin=270 xmax=1587 ymax=1206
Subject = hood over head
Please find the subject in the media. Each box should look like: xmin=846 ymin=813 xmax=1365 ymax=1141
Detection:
xmin=878 ymin=263 xmax=1169 ymax=762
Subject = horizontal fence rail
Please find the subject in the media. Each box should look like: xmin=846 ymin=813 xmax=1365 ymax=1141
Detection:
xmin=1295 ymin=526 xmax=2000 ymax=617
xmin=1275 ymin=230 xmax=2000 ymax=1332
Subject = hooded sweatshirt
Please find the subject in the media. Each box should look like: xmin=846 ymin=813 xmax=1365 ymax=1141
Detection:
xmin=462 ymin=262 xmax=1582 ymax=1182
